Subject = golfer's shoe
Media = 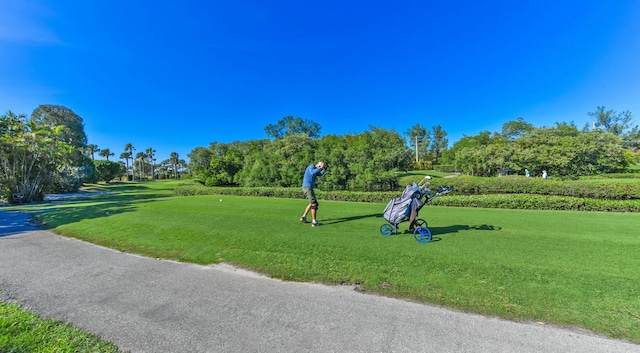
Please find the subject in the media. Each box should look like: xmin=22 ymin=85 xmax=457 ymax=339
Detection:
xmin=300 ymin=217 xmax=309 ymax=223
xmin=312 ymin=221 xmax=321 ymax=227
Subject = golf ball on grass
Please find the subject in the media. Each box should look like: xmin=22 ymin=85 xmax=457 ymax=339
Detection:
xmin=220 ymin=199 xmax=223 ymax=202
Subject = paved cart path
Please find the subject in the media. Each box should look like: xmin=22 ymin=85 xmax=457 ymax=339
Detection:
xmin=1 ymin=210 xmax=639 ymax=353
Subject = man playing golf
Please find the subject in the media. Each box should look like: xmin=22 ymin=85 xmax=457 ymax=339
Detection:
xmin=300 ymin=161 xmax=326 ymax=227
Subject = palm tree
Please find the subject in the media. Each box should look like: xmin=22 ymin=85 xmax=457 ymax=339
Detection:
xmin=99 ymin=148 xmax=114 ymax=160
xmin=124 ymin=143 xmax=135 ymax=179
xmin=86 ymin=144 xmax=100 ymax=160
xmin=169 ymin=152 xmax=179 ymax=179
xmin=179 ymin=159 xmax=186 ymax=177
xmin=119 ymin=152 xmax=130 ymax=175
xmin=135 ymin=152 xmax=146 ymax=180
xmin=145 ymin=147 xmax=156 ymax=180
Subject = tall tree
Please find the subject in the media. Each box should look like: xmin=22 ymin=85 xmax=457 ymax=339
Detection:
xmin=265 ymin=116 xmax=322 ymax=140
xmin=623 ymin=126 xmax=640 ymax=151
xmin=124 ymin=143 xmax=135 ymax=178
xmin=405 ymin=124 xmax=430 ymax=166
xmin=589 ymin=106 xmax=634 ymax=136
xmin=135 ymin=151 xmax=147 ymax=180
xmin=31 ymin=105 xmax=87 ymax=148
xmin=31 ymin=105 xmax=88 ymax=168
xmin=169 ymin=152 xmax=179 ymax=179
xmin=145 ymin=147 xmax=156 ymax=179
xmin=430 ymin=125 xmax=449 ymax=165
xmin=86 ymin=144 xmax=100 ymax=160
xmin=502 ymin=117 xmax=534 ymax=140
xmin=187 ymin=146 xmax=213 ymax=181
xmin=119 ymin=152 xmax=130 ymax=173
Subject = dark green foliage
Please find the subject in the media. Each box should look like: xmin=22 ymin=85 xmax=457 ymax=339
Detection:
xmin=264 ymin=115 xmax=322 ymax=139
xmin=31 ymin=105 xmax=89 ymax=168
xmin=501 ymin=117 xmax=535 ymax=140
xmin=342 ymin=127 xmax=412 ymax=191
xmin=94 ymin=160 xmax=125 ymax=183
xmin=436 ymin=176 xmax=640 ymax=200
xmin=53 ymin=166 xmax=94 ymax=192
xmin=203 ymin=142 xmax=246 ymax=186
xmin=174 ymin=182 xmax=398 ymax=202
xmin=189 ymin=127 xmax=413 ymax=191
xmin=1 ymin=110 xmax=74 ymax=203
xmin=430 ymin=194 xmax=640 ymax=212
xmin=451 ymin=126 xmax=632 ymax=176
xmin=314 ymin=134 xmax=350 ymax=190
xmin=31 ymin=105 xmax=87 ymax=148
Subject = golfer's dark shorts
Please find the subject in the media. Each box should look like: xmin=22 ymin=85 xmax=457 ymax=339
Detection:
xmin=303 ymin=187 xmax=317 ymax=204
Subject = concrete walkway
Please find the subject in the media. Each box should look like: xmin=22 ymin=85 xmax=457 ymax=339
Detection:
xmin=1 ymin=210 xmax=639 ymax=353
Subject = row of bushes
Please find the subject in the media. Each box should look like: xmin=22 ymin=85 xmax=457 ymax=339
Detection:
xmin=578 ymin=172 xmax=640 ymax=179
xmin=430 ymin=194 xmax=640 ymax=212
xmin=173 ymin=181 xmax=639 ymax=212
xmin=424 ymin=176 xmax=640 ymax=200
xmin=174 ymin=182 xmax=398 ymax=203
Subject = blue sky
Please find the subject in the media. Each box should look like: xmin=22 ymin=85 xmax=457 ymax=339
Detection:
xmin=2 ymin=1 xmax=639 ymax=163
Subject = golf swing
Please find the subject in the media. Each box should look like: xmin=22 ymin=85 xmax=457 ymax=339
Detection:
xmin=300 ymin=161 xmax=327 ymax=227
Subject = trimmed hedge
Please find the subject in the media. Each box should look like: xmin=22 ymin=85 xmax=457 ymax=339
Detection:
xmin=429 ymin=194 xmax=640 ymax=212
xmin=174 ymin=181 xmax=639 ymax=212
xmin=579 ymin=172 xmax=640 ymax=179
xmin=173 ymin=182 xmax=398 ymax=203
xmin=426 ymin=176 xmax=640 ymax=200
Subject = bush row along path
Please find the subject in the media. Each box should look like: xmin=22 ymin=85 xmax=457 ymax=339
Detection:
xmin=1 ymin=209 xmax=639 ymax=353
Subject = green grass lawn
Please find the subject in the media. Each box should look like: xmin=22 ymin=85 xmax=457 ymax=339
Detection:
xmin=9 ymin=180 xmax=640 ymax=343
xmin=0 ymin=300 xmax=123 ymax=353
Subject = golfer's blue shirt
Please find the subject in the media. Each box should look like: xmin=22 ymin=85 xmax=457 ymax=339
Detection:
xmin=302 ymin=164 xmax=325 ymax=188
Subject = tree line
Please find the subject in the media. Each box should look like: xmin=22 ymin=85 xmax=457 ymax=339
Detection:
xmin=189 ymin=123 xmax=412 ymax=191
xmin=188 ymin=116 xmax=451 ymax=191
xmin=189 ymin=110 xmax=638 ymax=189
xmin=3 ymin=105 xmax=638 ymax=203
xmin=441 ymin=108 xmax=639 ymax=177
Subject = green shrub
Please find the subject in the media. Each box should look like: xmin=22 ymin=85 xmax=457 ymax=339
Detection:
xmin=432 ymin=176 xmax=640 ymax=200
xmin=175 ymin=182 xmax=398 ymax=203
xmin=430 ymin=194 xmax=640 ymax=212
xmin=579 ymin=172 xmax=640 ymax=179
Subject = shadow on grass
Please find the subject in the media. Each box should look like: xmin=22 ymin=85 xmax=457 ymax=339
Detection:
xmin=30 ymin=187 xmax=173 ymax=230
xmin=323 ymin=213 xmax=383 ymax=225
xmin=416 ymin=224 xmax=502 ymax=242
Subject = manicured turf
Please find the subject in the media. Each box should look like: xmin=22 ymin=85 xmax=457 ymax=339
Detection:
xmin=11 ymin=180 xmax=640 ymax=343
xmin=0 ymin=300 xmax=123 ymax=353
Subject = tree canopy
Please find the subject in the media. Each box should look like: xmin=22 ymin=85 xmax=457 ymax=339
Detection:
xmin=264 ymin=116 xmax=322 ymax=140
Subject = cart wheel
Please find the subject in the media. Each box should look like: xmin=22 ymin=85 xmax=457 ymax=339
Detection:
xmin=414 ymin=219 xmax=428 ymax=229
xmin=380 ymin=224 xmax=394 ymax=236
xmin=413 ymin=227 xmax=432 ymax=243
